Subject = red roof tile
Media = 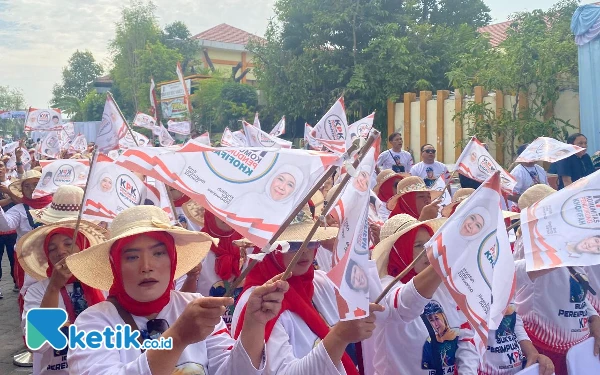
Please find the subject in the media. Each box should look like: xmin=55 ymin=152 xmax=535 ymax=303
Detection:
xmin=478 ymin=20 xmax=512 ymax=47
xmin=192 ymin=23 xmax=265 ymax=46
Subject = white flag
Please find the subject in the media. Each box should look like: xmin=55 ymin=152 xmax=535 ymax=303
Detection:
xmin=2 ymin=141 xmax=19 ymax=155
xmin=311 ymin=97 xmax=348 ymax=154
xmin=150 ymin=78 xmax=158 ymax=117
xmin=515 ymin=137 xmax=585 ymax=163
xmin=430 ymin=174 xmax=452 ymax=209
xmin=133 ymin=112 xmax=158 ymax=130
xmin=253 ymin=112 xmax=261 ymax=130
xmin=153 ymin=123 xmax=175 ymax=147
xmin=221 ymin=127 xmax=245 ymax=147
xmin=195 ymin=132 xmax=211 ymax=146
xmin=40 ymin=132 xmax=61 ymax=159
xmin=243 ymin=121 xmax=292 ymax=149
xmin=33 ymin=159 xmax=89 ymax=198
xmin=167 ymin=120 xmax=191 ymax=135
xmin=68 ymin=134 xmax=88 ymax=153
xmin=456 ymin=136 xmax=517 ymax=194
xmin=304 ymin=124 xmax=323 ymax=150
xmin=346 ymin=112 xmax=375 ymax=150
xmin=119 ymin=130 xmax=150 ymax=149
xmin=62 ymin=122 xmax=75 ymax=139
xmin=96 ymin=94 xmax=128 ymax=153
xmin=24 ymin=108 xmax=63 ymax=131
xmin=176 ymin=62 xmax=192 ymax=115
xmin=144 ymin=178 xmax=176 ymax=223
xmin=269 ymin=116 xmax=285 ymax=137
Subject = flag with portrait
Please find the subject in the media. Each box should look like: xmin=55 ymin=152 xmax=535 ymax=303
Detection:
xmin=515 ymin=137 xmax=585 ymax=163
xmin=96 ymin=94 xmax=128 ymax=153
xmin=269 ymin=116 xmax=285 ymax=137
xmin=311 ymin=97 xmax=348 ymax=154
xmin=32 ymin=159 xmax=89 ymax=198
xmin=24 ymin=108 xmax=63 ymax=131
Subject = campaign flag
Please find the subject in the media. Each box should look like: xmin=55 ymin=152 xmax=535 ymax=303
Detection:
xmin=68 ymin=134 xmax=88 ymax=153
xmin=311 ymin=97 xmax=348 ymax=154
xmin=426 ymin=172 xmax=515 ymax=354
xmin=346 ymin=112 xmax=375 ymax=150
xmin=456 ymin=137 xmax=517 ymax=194
xmin=62 ymin=122 xmax=75 ymax=139
xmin=176 ymin=62 xmax=192 ymax=115
xmin=153 ymin=123 xmax=175 ymax=147
xmin=221 ymin=127 xmax=245 ymax=147
xmin=167 ymin=120 xmax=191 ymax=135
xmin=39 ymin=159 xmax=90 ymax=168
xmin=40 ymin=132 xmax=61 ymax=159
xmin=326 ymin=147 xmax=376 ymax=321
xmin=32 ymin=159 xmax=89 ymax=198
xmin=304 ymin=124 xmax=323 ymax=151
xmin=24 ymin=108 xmax=63 ymax=131
xmin=252 ymin=112 xmax=261 ymax=130
xmin=368 ymin=192 xmax=385 ymax=227
xmin=232 ymin=130 xmax=247 ymax=146
xmin=430 ymin=174 xmax=452 ymax=209
xmin=520 ymin=170 xmax=600 ymax=271
xmin=242 ymin=121 xmax=292 ymax=149
xmin=82 ymin=154 xmax=147 ymax=221
xmin=133 ymin=112 xmax=158 ymax=130
xmin=2 ymin=141 xmax=19 ymax=155
xmin=6 ymin=148 xmax=31 ymax=170
xmin=269 ymin=116 xmax=285 ymax=137
xmin=114 ymin=140 xmax=341 ymax=248
xmin=143 ymin=178 xmax=176 ymax=223
xmin=119 ymin=130 xmax=150 ymax=149
xmin=515 ymin=137 xmax=585 ymax=163
xmin=96 ymin=94 xmax=128 ymax=153
xmin=150 ymin=77 xmax=158 ymax=117
xmin=195 ymin=132 xmax=211 ymax=146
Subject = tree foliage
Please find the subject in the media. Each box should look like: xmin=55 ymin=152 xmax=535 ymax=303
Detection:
xmin=51 ymin=51 xmax=103 ymax=104
xmin=163 ymin=21 xmax=198 ymax=73
xmin=0 ymin=85 xmax=25 ymax=110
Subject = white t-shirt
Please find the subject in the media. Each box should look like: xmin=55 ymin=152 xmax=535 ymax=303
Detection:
xmin=314 ymin=246 xmax=333 ymax=273
xmin=232 ymin=270 xmax=346 ymax=375
xmin=372 ymin=276 xmax=479 ymax=375
xmin=67 ymin=291 xmax=265 ymax=375
xmin=510 ymin=164 xmax=548 ymax=195
xmin=377 ymin=150 xmax=413 ymax=172
xmin=514 ymin=260 xmax=598 ymax=353
xmin=410 ymin=161 xmax=450 ymax=187
xmin=174 ymin=206 xmax=201 ymax=232
xmin=584 ymin=265 xmax=600 ymax=313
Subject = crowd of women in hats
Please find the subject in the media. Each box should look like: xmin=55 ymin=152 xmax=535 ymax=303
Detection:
xmin=0 ymin=130 xmax=598 ymax=375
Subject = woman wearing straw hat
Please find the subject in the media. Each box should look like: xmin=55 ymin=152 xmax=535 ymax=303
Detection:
xmin=370 ymin=214 xmax=479 ymax=375
xmin=514 ymin=184 xmax=600 ymax=375
xmin=66 ymin=206 xmax=287 ymax=374
xmin=232 ymin=207 xmax=384 ymax=375
xmin=18 ymin=218 xmax=108 ymax=375
xmin=386 ymin=176 xmax=442 ymax=221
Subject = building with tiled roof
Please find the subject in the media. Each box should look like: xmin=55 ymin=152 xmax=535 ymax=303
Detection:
xmin=478 ymin=20 xmax=512 ymax=47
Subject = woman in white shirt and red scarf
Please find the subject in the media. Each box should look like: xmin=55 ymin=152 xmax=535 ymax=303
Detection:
xmin=65 ymin=206 xmax=288 ymax=375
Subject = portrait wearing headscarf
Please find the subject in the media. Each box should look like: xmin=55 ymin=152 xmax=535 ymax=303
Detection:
xmin=90 ymin=170 xmax=115 ymax=199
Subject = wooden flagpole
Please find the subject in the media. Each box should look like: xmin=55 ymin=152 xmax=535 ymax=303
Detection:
xmin=374 ymin=248 xmax=427 ymax=304
xmin=69 ymin=148 xmax=99 ymax=252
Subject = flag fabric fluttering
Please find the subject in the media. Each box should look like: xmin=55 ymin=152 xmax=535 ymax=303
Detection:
xmin=221 ymin=127 xmax=246 ymax=147
xmin=119 ymin=130 xmax=150 ymax=149
xmin=304 ymin=124 xmax=323 ymax=151
xmin=62 ymin=122 xmax=75 ymax=139
xmin=269 ymin=116 xmax=285 ymax=137
xmin=253 ymin=112 xmax=261 ymax=130
xmin=40 ymin=132 xmax=62 ymax=159
xmin=520 ymin=170 xmax=600 ymax=271
xmin=430 ymin=174 xmax=452 ymax=209
xmin=195 ymin=132 xmax=211 ymax=146
xmin=32 ymin=159 xmax=89 ymax=198
xmin=242 ymin=121 xmax=292 ymax=149
xmin=96 ymin=94 xmax=128 ymax=153
xmin=153 ymin=123 xmax=175 ymax=147
xmin=2 ymin=141 xmax=19 ymax=155
xmin=143 ymin=177 xmax=176 ymax=223
xmin=68 ymin=134 xmax=88 ymax=154
xmin=346 ymin=112 xmax=375 ymax=150
xmin=114 ymin=140 xmax=341 ymax=248
xmin=515 ymin=137 xmax=585 ymax=163
xmin=176 ymin=62 xmax=192 ymax=115
xmin=167 ymin=120 xmax=191 ymax=135
xmin=82 ymin=153 xmax=147 ymax=222
xmin=455 ymin=137 xmax=517 ymax=194
xmin=150 ymin=77 xmax=158 ymax=117
xmin=24 ymin=108 xmax=63 ymax=131
xmin=426 ymin=172 xmax=515 ymax=355
xmin=133 ymin=112 xmax=158 ymax=130
xmin=311 ymin=97 xmax=348 ymax=154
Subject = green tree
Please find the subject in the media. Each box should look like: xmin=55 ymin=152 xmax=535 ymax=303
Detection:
xmin=136 ymin=42 xmax=182 ymax=114
xmin=51 ymin=51 xmax=103 ymax=104
xmin=163 ymin=21 xmax=198 ymax=73
xmin=0 ymin=86 xmax=26 ymax=139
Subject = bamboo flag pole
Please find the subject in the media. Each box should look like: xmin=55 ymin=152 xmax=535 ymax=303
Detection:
xmin=224 ymin=137 xmax=367 ymax=296
xmin=69 ymin=148 xmax=99 ymax=252
xmin=280 ymin=131 xmax=380 ymax=281
xmin=374 ymin=248 xmax=427 ymax=304
xmin=107 ymin=91 xmax=140 ymax=148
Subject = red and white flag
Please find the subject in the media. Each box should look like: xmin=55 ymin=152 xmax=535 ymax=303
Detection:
xmin=68 ymin=134 xmax=88 ymax=153
xmin=269 ymin=116 xmax=285 ymax=137
xmin=24 ymin=108 xmax=63 ymax=131
xmin=153 ymin=123 xmax=175 ymax=147
xmin=2 ymin=141 xmax=19 ymax=155
xmin=221 ymin=127 xmax=245 ymax=147
xmin=119 ymin=130 xmax=150 ymax=149
xmin=33 ymin=159 xmax=89 ymax=198
xmin=311 ymin=97 xmax=348 ymax=154
xmin=40 ymin=131 xmax=61 ymax=159
xmin=516 ymin=137 xmax=585 ymax=163
xmin=346 ymin=112 xmax=375 ymax=150
xmin=96 ymin=94 xmax=128 ymax=153
xmin=253 ymin=112 xmax=261 ymax=130
xmin=62 ymin=122 xmax=75 ymax=139
xmin=195 ymin=132 xmax=211 ymax=146
xmin=304 ymin=124 xmax=323 ymax=150
xmin=144 ymin=178 xmax=176 ymax=223
xmin=521 ymin=170 xmax=600 ymax=271
xmin=430 ymin=174 xmax=452 ymax=209
xmin=167 ymin=120 xmax=191 ymax=135
xmin=150 ymin=77 xmax=158 ymax=117
xmin=82 ymin=154 xmax=147 ymax=222
xmin=176 ymin=62 xmax=192 ymax=115
xmin=114 ymin=140 xmax=341 ymax=248
xmin=326 ymin=147 xmax=376 ymax=321
xmin=133 ymin=112 xmax=158 ymax=130
xmin=243 ymin=121 xmax=292 ymax=149
xmin=426 ymin=172 xmax=515 ymax=354
xmin=456 ymin=137 xmax=517 ymax=194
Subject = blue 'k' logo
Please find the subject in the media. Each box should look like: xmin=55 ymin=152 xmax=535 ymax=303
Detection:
xmin=26 ymin=308 xmax=68 ymax=350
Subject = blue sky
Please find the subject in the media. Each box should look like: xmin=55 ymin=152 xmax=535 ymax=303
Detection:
xmin=0 ymin=0 xmax=594 ymax=108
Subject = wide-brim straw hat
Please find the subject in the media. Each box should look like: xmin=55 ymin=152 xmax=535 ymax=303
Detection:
xmin=16 ymin=219 xmax=108 ymax=281
xmin=65 ymin=205 xmax=217 ymax=291
xmin=33 ymin=185 xmax=84 ymax=224
xmin=310 ymin=190 xmax=325 ymax=217
xmin=373 ymin=170 xmax=410 ymax=200
xmin=183 ymin=199 xmax=205 ymax=227
xmin=372 ymin=214 xmax=446 ymax=278
xmin=386 ymin=176 xmax=443 ymax=211
xmin=441 ymin=188 xmax=475 ymax=217
xmin=518 ymin=184 xmax=556 ymax=210
xmin=9 ymin=169 xmax=42 ymax=198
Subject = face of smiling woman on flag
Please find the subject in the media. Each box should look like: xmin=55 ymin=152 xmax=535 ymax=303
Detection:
xmin=270 ymin=172 xmax=296 ymax=201
xmin=574 ymin=235 xmax=600 ymax=255
xmin=459 ymin=213 xmax=485 ymax=237
xmin=101 ymin=176 xmax=113 ymax=193
xmin=353 ymin=171 xmax=370 ymax=193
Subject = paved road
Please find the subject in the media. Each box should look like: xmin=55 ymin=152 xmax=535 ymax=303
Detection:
xmin=0 ymin=253 xmax=32 ymax=374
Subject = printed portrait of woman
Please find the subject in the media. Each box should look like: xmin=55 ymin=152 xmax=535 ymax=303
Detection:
xmin=567 ymin=235 xmax=600 ymax=257
xmin=458 ymin=206 xmax=491 ymax=239
xmin=352 ymin=168 xmax=371 ymax=193
xmin=344 ymin=258 xmax=369 ymax=293
xmin=90 ymin=171 xmax=114 ymax=199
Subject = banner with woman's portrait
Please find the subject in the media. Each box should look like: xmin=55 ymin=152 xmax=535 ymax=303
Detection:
xmin=521 ymin=170 xmax=600 ymax=271
xmin=114 ymin=140 xmax=341 ymax=248
xmin=515 ymin=136 xmax=584 ymax=163
xmin=426 ymin=172 xmax=515 ymax=353
xmin=32 ymin=159 xmax=89 ymax=198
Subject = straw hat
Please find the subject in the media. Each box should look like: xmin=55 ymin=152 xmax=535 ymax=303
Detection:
xmin=441 ymin=188 xmax=475 ymax=217
xmin=183 ymin=199 xmax=205 ymax=227
xmin=65 ymin=205 xmax=217 ymax=291
xmin=310 ymin=190 xmax=325 ymax=218
xmin=372 ymin=214 xmax=446 ymax=277
xmin=386 ymin=176 xmax=443 ymax=211
xmin=70 ymin=153 xmax=82 ymax=159
xmin=9 ymin=169 xmax=42 ymax=198
xmin=33 ymin=185 xmax=84 ymax=224
xmin=373 ymin=170 xmax=409 ymax=200
xmin=16 ymin=219 xmax=108 ymax=281
xmin=518 ymin=184 xmax=556 ymax=210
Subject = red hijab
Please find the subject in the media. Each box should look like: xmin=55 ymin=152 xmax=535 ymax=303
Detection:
xmin=387 ymin=225 xmax=434 ymax=284
xmin=202 ymin=210 xmax=243 ymax=281
xmin=22 ymin=194 xmax=53 ymax=209
xmin=173 ymin=194 xmax=191 ymax=208
xmin=389 ymin=192 xmax=419 ymax=218
xmin=234 ymin=250 xmax=359 ymax=375
xmin=108 ymin=232 xmax=177 ymax=317
xmin=43 ymin=228 xmax=105 ymax=307
xmin=377 ymin=176 xmax=402 ymax=203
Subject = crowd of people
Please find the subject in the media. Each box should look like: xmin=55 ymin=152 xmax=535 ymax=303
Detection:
xmin=0 ymin=130 xmax=599 ymax=375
